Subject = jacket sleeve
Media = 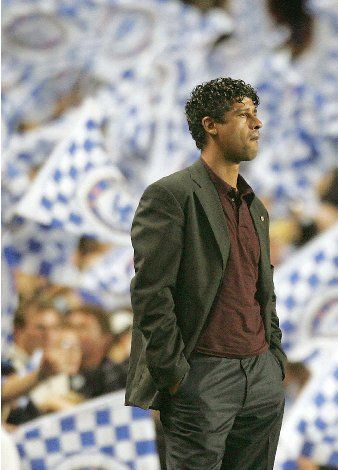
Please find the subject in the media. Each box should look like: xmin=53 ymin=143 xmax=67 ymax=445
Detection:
xmin=130 ymin=182 xmax=189 ymax=390
xmin=266 ymin=213 xmax=287 ymax=378
xmin=269 ymin=287 xmax=287 ymax=379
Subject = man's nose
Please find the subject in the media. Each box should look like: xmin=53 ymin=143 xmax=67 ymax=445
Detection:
xmin=253 ymin=116 xmax=262 ymax=129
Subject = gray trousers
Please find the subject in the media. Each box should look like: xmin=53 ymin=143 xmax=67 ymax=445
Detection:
xmin=160 ymin=349 xmax=285 ymax=470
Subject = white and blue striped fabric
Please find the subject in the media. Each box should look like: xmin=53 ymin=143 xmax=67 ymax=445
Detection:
xmin=275 ymin=350 xmax=338 ymax=469
xmin=13 ymin=390 xmax=160 ymax=470
xmin=274 ymin=224 xmax=338 ymax=362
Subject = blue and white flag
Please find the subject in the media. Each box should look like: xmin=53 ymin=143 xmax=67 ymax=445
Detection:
xmin=1 ymin=246 xmax=18 ymax=354
xmin=2 ymin=0 xmax=232 ymax=129
xmin=2 ymin=218 xmax=79 ymax=285
xmin=2 ymin=110 xmax=80 ymax=224
xmin=274 ymin=349 xmax=338 ymax=469
xmin=2 ymin=0 xmax=97 ymax=132
xmin=80 ymin=245 xmax=134 ymax=310
xmin=274 ymin=224 xmax=338 ymax=361
xmin=93 ymin=0 xmax=232 ymax=80
xmin=244 ymin=59 xmax=333 ymax=216
xmin=2 ymin=0 xmax=94 ymax=69
xmin=4 ymin=63 xmax=96 ymax=133
xmin=15 ymin=97 xmax=137 ymax=245
xmin=13 ymin=390 xmax=160 ymax=470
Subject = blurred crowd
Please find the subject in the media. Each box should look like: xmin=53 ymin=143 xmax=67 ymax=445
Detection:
xmin=1 ymin=0 xmax=337 ymax=469
xmin=2 ymin=292 xmax=133 ymax=426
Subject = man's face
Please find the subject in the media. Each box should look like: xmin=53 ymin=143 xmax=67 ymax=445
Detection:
xmin=66 ymin=311 xmax=109 ymax=366
xmin=21 ymin=309 xmax=61 ymax=354
xmin=212 ymin=97 xmax=262 ymax=163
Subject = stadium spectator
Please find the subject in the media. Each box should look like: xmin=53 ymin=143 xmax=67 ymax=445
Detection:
xmin=293 ymin=167 xmax=338 ymax=247
xmin=29 ymin=323 xmax=84 ymax=413
xmin=283 ymin=361 xmax=311 ymax=410
xmin=14 ymin=271 xmax=48 ymax=305
xmin=73 ymin=235 xmax=112 ymax=272
xmin=8 ymin=299 xmax=62 ymax=372
xmin=66 ymin=305 xmax=126 ymax=398
xmin=314 ymin=167 xmax=338 ymax=233
xmin=30 ymin=284 xmax=83 ymax=314
xmin=181 ymin=0 xmax=227 ymax=11
xmin=2 ymin=344 xmax=65 ymax=425
xmin=2 ymin=346 xmax=66 ymax=405
xmin=298 ymin=456 xmax=338 ymax=469
xmin=267 ymin=0 xmax=315 ymax=59
xmin=269 ymin=218 xmax=300 ymax=266
xmin=2 ymin=324 xmax=83 ymax=420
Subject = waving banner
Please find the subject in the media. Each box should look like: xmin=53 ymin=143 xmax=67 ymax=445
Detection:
xmin=1 ymin=247 xmax=18 ymax=353
xmin=2 ymin=218 xmax=79 ymax=284
xmin=80 ymin=245 xmax=134 ymax=309
xmin=275 ymin=349 xmax=338 ymax=469
xmin=2 ymin=109 xmax=79 ymax=223
xmin=15 ymin=98 xmax=137 ymax=245
xmin=13 ymin=390 xmax=159 ymax=470
xmin=246 ymin=63 xmax=332 ymax=216
xmin=274 ymin=224 xmax=338 ymax=361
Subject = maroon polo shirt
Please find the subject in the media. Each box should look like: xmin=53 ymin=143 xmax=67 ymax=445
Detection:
xmin=194 ymin=159 xmax=268 ymax=358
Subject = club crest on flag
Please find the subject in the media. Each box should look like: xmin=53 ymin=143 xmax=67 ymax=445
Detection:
xmin=97 ymin=6 xmax=155 ymax=59
xmin=15 ymin=97 xmax=138 ymax=244
xmin=286 ymin=285 xmax=338 ymax=359
xmin=305 ymin=286 xmax=338 ymax=339
xmin=78 ymin=167 xmax=136 ymax=245
xmin=3 ymin=12 xmax=66 ymax=51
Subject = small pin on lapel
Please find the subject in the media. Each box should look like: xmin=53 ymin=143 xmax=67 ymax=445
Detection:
xmin=260 ymin=216 xmax=265 ymax=221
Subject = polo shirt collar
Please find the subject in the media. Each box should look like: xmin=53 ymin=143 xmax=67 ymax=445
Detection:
xmin=200 ymin=158 xmax=255 ymax=203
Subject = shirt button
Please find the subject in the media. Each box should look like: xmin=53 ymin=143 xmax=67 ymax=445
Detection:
xmin=260 ymin=216 xmax=265 ymax=221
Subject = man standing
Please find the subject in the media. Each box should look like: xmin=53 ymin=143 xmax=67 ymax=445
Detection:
xmin=126 ymin=78 xmax=286 ymax=469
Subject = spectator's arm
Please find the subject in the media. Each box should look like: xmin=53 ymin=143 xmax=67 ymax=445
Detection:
xmin=2 ymin=371 xmax=40 ymax=403
xmin=2 ymin=350 xmax=62 ymax=403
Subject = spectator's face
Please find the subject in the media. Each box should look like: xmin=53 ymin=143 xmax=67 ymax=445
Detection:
xmin=21 ymin=309 xmax=61 ymax=354
xmin=53 ymin=328 xmax=82 ymax=375
xmin=67 ymin=311 xmax=110 ymax=367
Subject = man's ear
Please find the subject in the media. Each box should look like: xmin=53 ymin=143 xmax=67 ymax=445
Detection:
xmin=201 ymin=116 xmax=218 ymax=137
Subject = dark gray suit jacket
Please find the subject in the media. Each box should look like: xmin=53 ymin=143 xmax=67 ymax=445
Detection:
xmin=125 ymin=159 xmax=286 ymax=410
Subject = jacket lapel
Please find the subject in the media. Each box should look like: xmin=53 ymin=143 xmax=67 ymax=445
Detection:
xmin=189 ymin=159 xmax=230 ymax=270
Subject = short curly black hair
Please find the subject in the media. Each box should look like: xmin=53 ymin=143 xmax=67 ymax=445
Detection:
xmin=185 ymin=77 xmax=259 ymax=150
